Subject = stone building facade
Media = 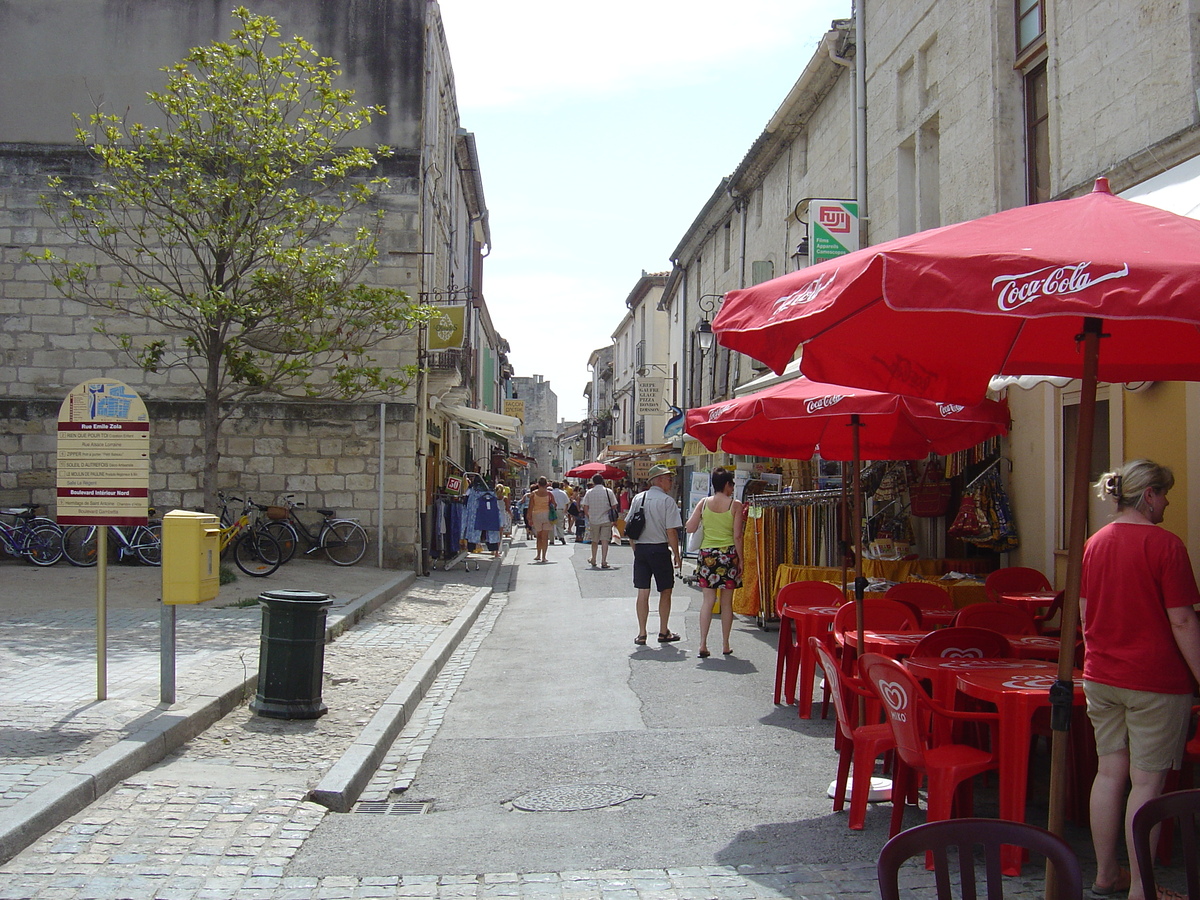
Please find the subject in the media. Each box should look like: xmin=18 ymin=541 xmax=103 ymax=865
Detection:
xmin=0 ymin=0 xmax=505 ymax=570
xmin=653 ymin=1 xmax=1200 ymax=579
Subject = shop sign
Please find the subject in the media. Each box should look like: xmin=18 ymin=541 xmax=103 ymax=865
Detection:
xmin=637 ymin=377 xmax=664 ymax=416
xmin=809 ymin=199 xmax=859 ymax=264
xmin=504 ymin=399 xmax=525 ymax=421
xmin=428 ymin=304 xmax=466 ymax=350
xmin=444 ymin=474 xmax=464 ymax=495
xmin=57 ymin=379 xmax=150 ymax=526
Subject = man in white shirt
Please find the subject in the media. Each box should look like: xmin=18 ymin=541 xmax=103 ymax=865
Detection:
xmin=629 ymin=465 xmax=683 ymax=646
xmin=582 ymin=474 xmax=618 ymax=568
xmin=550 ymin=482 xmax=570 ymax=545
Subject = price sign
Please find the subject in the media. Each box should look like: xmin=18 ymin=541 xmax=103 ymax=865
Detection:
xmin=57 ymin=379 xmax=150 ymax=525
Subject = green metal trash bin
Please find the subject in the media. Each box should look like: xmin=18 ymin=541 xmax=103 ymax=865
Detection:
xmin=250 ymin=589 xmax=333 ymax=719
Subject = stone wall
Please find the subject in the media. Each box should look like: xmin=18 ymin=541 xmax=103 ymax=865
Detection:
xmin=0 ymin=398 xmax=421 ymax=568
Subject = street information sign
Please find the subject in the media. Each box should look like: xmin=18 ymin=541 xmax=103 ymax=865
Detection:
xmin=57 ymin=379 xmax=150 ymax=526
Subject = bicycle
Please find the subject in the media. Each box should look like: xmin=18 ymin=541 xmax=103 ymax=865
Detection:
xmin=216 ymin=492 xmax=282 ymax=577
xmin=61 ymin=511 xmax=163 ymax=567
xmin=0 ymin=504 xmax=63 ymax=566
xmin=262 ymin=494 xmax=368 ymax=566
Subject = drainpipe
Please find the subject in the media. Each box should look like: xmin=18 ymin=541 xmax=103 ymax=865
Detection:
xmin=378 ymin=402 xmax=386 ymax=569
xmin=854 ymin=0 xmax=868 ymax=244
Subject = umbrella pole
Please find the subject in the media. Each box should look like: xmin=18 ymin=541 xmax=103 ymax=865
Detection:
xmin=850 ymin=416 xmax=867 ymax=722
xmin=1045 ymin=318 xmax=1102 ymax=900
xmin=839 ymin=462 xmax=850 ymax=596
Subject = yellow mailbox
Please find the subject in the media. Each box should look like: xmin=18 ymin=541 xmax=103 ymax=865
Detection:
xmin=162 ymin=509 xmax=221 ymax=604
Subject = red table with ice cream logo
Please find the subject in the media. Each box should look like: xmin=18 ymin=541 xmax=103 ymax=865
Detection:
xmin=954 ymin=662 xmax=1088 ymax=875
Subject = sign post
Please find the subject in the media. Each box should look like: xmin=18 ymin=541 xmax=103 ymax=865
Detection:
xmin=57 ymin=379 xmax=150 ymax=700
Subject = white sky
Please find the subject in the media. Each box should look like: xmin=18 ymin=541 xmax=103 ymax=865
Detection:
xmin=437 ymin=0 xmax=852 ymax=420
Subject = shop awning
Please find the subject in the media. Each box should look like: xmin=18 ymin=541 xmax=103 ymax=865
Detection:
xmin=435 ymin=402 xmax=522 ymax=439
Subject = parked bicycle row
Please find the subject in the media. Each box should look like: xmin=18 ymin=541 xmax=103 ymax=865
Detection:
xmin=0 ymin=495 xmax=368 ymax=575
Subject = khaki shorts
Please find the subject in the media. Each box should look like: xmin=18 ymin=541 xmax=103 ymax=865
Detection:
xmin=1084 ymin=680 xmax=1193 ymax=772
xmin=587 ymin=522 xmax=612 ymax=543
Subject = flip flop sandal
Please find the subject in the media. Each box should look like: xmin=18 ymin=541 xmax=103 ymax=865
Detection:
xmin=1090 ymin=867 xmax=1131 ymax=897
xmin=633 ymin=635 xmax=647 ymax=645
xmin=658 ymin=632 xmax=681 ymax=643
xmin=1156 ymin=889 xmax=1187 ymax=900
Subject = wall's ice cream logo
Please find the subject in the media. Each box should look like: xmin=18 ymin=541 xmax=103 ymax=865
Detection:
xmin=992 ymin=262 xmax=1129 ymax=311
xmin=878 ymin=680 xmax=909 ymax=720
xmin=770 ymin=271 xmax=838 ymax=319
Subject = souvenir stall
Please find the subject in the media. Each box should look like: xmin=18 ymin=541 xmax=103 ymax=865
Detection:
xmin=733 ymin=437 xmax=1015 ymax=626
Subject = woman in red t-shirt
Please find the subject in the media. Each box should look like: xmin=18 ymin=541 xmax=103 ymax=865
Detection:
xmin=1081 ymin=460 xmax=1200 ymax=900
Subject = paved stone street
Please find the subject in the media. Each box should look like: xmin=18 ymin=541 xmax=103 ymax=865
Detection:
xmin=0 ymin=541 xmax=1183 ymax=899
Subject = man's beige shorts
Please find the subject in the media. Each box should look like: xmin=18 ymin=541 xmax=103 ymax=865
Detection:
xmin=1084 ymin=680 xmax=1193 ymax=772
xmin=587 ymin=522 xmax=612 ymax=543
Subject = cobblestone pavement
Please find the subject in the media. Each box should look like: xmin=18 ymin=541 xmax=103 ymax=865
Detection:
xmin=0 ymin=544 xmax=1148 ymax=900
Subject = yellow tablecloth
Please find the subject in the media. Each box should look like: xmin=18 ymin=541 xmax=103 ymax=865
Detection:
xmin=772 ymin=563 xmax=989 ymax=610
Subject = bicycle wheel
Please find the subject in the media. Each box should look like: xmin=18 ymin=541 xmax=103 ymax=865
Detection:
xmin=263 ymin=520 xmax=299 ymax=564
xmin=322 ymin=520 xmax=368 ymax=566
xmin=25 ymin=523 xmax=64 ymax=566
xmin=233 ymin=530 xmax=282 ymax=577
xmin=62 ymin=525 xmax=100 ymax=567
xmin=135 ymin=524 xmax=162 ymax=566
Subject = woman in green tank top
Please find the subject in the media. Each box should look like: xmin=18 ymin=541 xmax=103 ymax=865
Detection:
xmin=684 ymin=468 xmax=744 ymax=658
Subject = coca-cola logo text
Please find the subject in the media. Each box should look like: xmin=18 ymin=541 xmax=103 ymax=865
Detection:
xmin=707 ymin=404 xmax=736 ymax=422
xmin=805 ymin=395 xmax=846 ymax=414
xmin=770 ymin=271 xmax=838 ymax=319
xmin=937 ymin=403 xmax=964 ymax=417
xmin=992 ymin=262 xmax=1129 ymax=311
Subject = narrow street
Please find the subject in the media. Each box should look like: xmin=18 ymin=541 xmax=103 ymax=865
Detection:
xmin=0 ymin=538 xmax=1085 ymax=898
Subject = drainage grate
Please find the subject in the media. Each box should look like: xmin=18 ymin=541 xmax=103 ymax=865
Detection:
xmin=511 ymin=784 xmax=643 ymax=812
xmin=353 ymin=800 xmax=432 ymax=815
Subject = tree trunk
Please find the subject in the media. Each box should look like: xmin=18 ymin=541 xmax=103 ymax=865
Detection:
xmin=202 ymin=339 xmax=222 ymax=513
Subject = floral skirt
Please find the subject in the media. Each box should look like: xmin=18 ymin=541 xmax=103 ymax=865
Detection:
xmin=697 ymin=547 xmax=742 ymax=590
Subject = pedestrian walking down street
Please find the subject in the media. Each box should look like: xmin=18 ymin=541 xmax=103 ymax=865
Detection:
xmin=684 ymin=467 xmax=744 ymax=658
xmin=582 ymin=474 xmax=618 ymax=568
xmin=522 ymin=477 xmax=556 ymax=562
xmin=628 ymin=465 xmax=682 ymax=646
xmin=550 ymin=482 xmax=570 ymax=545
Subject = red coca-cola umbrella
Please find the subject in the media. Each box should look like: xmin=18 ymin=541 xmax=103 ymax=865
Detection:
xmin=711 ymin=177 xmax=1200 ymax=867
xmin=564 ymin=461 xmax=626 ymax=481
xmin=685 ymin=375 xmax=1009 ymax=461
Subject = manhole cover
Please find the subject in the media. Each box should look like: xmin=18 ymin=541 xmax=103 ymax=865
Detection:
xmin=353 ymin=801 xmax=432 ymax=815
xmin=511 ymin=784 xmax=642 ymax=812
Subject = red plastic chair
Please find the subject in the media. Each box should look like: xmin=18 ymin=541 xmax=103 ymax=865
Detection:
xmin=860 ymin=653 xmax=1000 ymax=842
xmin=886 ymin=582 xmax=958 ymax=627
xmin=953 ymin=602 xmax=1038 ymax=636
xmin=878 ymin=818 xmax=1084 ymax=900
xmin=832 ymin=597 xmax=921 ymax=646
xmin=810 ymin=636 xmax=903 ymax=832
xmin=1031 ymin=590 xmax=1066 ymax=635
xmin=984 ymin=566 xmax=1052 ymax=603
xmin=774 ymin=580 xmax=845 ymax=712
xmin=1132 ymin=789 xmax=1200 ymax=900
xmin=910 ymin=626 xmax=1013 ymax=660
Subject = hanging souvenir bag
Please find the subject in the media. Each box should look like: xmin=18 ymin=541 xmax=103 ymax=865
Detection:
xmin=909 ymin=457 xmax=953 ymax=518
xmin=947 ymin=487 xmax=988 ymax=539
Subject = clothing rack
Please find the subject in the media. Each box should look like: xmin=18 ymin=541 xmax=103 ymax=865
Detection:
xmin=748 ymin=489 xmax=843 ymax=507
xmin=961 ymin=455 xmax=1011 ymax=493
xmin=440 ymin=472 xmax=496 ymax=571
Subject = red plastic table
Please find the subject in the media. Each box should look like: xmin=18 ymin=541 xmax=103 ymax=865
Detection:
xmin=999 ymin=590 xmax=1058 ymax=614
xmin=837 ymin=629 xmax=930 ymax=660
xmin=778 ymin=604 xmax=840 ymax=717
xmin=954 ymin=662 xmax=1087 ymax=875
xmin=1008 ymin=634 xmax=1062 ymax=661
